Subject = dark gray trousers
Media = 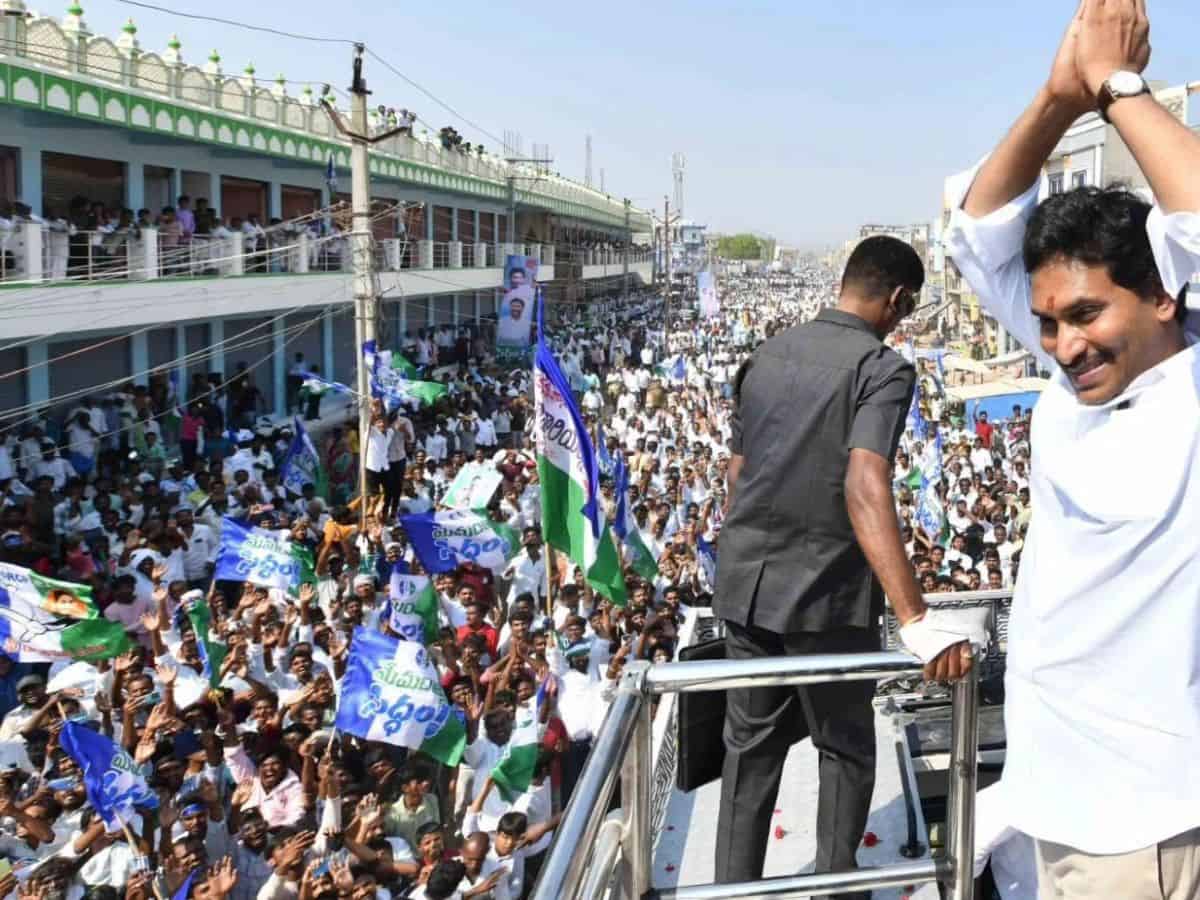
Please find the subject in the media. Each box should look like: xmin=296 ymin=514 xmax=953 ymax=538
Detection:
xmin=714 ymin=621 xmax=878 ymax=900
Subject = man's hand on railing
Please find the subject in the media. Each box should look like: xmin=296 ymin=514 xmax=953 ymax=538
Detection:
xmin=899 ymin=606 xmax=990 ymax=681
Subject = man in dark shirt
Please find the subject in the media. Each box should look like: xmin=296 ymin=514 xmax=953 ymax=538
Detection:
xmin=714 ymin=236 xmax=977 ymax=894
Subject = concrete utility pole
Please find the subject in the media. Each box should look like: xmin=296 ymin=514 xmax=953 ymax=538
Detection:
xmin=623 ymin=198 xmax=631 ymax=299
xmin=663 ymin=195 xmax=672 ymax=350
xmin=349 ymin=50 xmax=374 ymax=522
xmin=321 ymin=46 xmax=406 ymax=527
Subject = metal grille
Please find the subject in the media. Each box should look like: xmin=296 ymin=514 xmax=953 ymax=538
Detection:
xmin=647 ymin=611 xmax=711 ymax=843
xmin=883 ymin=592 xmax=1011 ymax=678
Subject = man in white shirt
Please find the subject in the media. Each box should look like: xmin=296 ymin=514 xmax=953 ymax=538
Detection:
xmin=943 ymin=3 xmax=1200 ymax=893
xmin=501 ymin=528 xmax=545 ymax=608
xmin=943 ymin=533 xmax=974 ymax=573
xmin=968 ymin=437 xmax=993 ymax=477
xmin=363 ymin=417 xmax=391 ymax=507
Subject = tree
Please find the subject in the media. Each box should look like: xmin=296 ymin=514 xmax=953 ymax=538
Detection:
xmin=715 ymin=234 xmax=765 ymax=260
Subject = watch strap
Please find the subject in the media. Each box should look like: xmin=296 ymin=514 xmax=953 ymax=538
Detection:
xmin=1098 ymin=74 xmax=1149 ymax=124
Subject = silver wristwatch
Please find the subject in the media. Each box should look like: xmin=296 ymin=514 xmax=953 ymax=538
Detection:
xmin=1098 ymin=71 xmax=1150 ymax=123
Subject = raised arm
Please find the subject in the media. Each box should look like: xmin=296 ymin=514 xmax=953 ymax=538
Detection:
xmin=1076 ymin=1 xmax=1200 ymax=214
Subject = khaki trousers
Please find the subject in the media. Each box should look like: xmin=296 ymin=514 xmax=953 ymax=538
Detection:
xmin=1036 ymin=828 xmax=1200 ymax=899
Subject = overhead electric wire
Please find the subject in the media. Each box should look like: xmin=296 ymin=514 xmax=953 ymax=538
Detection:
xmin=362 ymin=49 xmax=507 ymax=152
xmin=10 ymin=302 xmax=349 ymax=460
xmin=54 ymin=1 xmax=511 ymax=154
xmin=0 ymin=304 xmax=352 ymax=451
xmin=0 ymin=283 xmax=350 ymax=426
xmin=0 ymin=277 xmax=323 ymax=374
xmin=114 ymin=0 xmax=358 ymax=45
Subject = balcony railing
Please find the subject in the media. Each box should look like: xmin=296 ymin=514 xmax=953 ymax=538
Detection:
xmin=0 ymin=221 xmax=656 ymax=287
xmin=532 ymin=649 xmax=984 ymax=900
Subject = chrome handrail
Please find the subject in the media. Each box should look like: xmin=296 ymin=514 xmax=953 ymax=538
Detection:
xmin=532 ymin=650 xmax=982 ymax=900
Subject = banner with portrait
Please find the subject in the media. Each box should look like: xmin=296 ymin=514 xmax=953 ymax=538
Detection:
xmin=495 ymin=254 xmax=538 ymax=365
xmin=698 ymin=270 xmax=719 ymax=318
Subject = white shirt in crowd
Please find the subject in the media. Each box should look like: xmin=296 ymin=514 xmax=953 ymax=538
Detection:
xmin=364 ymin=425 xmax=390 ymax=473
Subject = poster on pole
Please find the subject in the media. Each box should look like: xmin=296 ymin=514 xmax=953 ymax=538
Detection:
xmin=495 ymin=254 xmax=538 ymax=365
xmin=697 ymin=271 xmax=719 ymax=318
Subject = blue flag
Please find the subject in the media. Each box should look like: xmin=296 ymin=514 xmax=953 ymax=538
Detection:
xmin=596 ymin=420 xmax=614 ymax=478
xmin=907 ymin=388 xmax=928 ymax=441
xmin=60 ymin=720 xmax=158 ymax=830
xmin=280 ymin=417 xmax=322 ymax=497
xmin=696 ymin=533 xmax=717 ymax=587
xmin=214 ymin=516 xmax=302 ymax=591
xmin=335 ymin=628 xmax=466 ymax=766
xmin=399 ymin=509 xmax=518 ymax=574
xmin=325 ymin=154 xmax=337 ymax=193
xmin=612 ymin=453 xmax=630 ymax=542
xmin=917 ymin=432 xmax=946 ymax=542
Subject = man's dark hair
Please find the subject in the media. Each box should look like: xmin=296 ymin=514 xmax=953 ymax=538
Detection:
xmin=841 ymin=235 xmax=924 ymax=301
xmin=483 ymin=708 xmax=511 ymax=734
xmin=416 ymin=820 xmax=443 ymax=841
xmin=1024 ymin=186 xmax=1187 ymax=322
xmin=497 ymin=810 xmax=529 ymax=836
xmin=425 ymin=861 xmax=466 ymax=899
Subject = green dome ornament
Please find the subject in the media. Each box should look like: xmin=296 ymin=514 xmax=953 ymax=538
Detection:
xmin=121 ymin=18 xmax=136 ymax=35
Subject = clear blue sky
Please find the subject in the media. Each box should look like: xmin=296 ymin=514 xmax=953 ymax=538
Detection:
xmin=80 ymin=0 xmax=1198 ymax=248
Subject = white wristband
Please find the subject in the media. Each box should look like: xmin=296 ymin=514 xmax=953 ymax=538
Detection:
xmin=899 ymin=607 xmax=990 ymax=665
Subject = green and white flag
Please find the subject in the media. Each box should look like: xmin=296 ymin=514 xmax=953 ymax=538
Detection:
xmin=535 ymin=328 xmax=627 ymax=605
xmin=613 ymin=454 xmax=658 ymax=581
xmin=280 ymin=417 xmax=329 ymax=500
xmin=386 ymin=568 xmax=440 ymax=644
xmin=364 ymin=341 xmax=448 ymax=408
xmin=391 ymin=353 xmax=419 ymax=379
xmin=0 ymin=564 xmax=133 ymax=663
xmin=491 ymin=687 xmax=542 ymax=802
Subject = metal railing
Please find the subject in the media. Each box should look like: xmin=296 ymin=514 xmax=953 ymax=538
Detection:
xmin=2 ymin=220 xmax=654 ymax=286
xmin=883 ymin=589 xmax=1011 ymax=681
xmin=532 ymin=651 xmax=981 ymax=900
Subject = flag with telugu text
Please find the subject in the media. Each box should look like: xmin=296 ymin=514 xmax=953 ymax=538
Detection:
xmin=335 ymin=628 xmax=466 ymax=766
xmin=61 ymin=721 xmax=159 ymax=830
xmin=387 ymin=567 xmax=440 ymax=645
xmin=535 ymin=316 xmax=627 ymax=605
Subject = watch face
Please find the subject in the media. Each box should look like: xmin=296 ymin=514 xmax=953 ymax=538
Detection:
xmin=1110 ymin=71 xmax=1145 ymax=95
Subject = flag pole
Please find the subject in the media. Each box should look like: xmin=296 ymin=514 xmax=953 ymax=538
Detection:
xmin=120 ymin=815 xmax=165 ymax=900
xmin=544 ymin=546 xmax=556 ymax=620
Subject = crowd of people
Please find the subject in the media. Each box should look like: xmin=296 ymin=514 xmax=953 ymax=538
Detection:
xmin=0 ymin=194 xmax=357 ymax=282
xmin=0 ymin=260 xmax=1037 ymax=900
